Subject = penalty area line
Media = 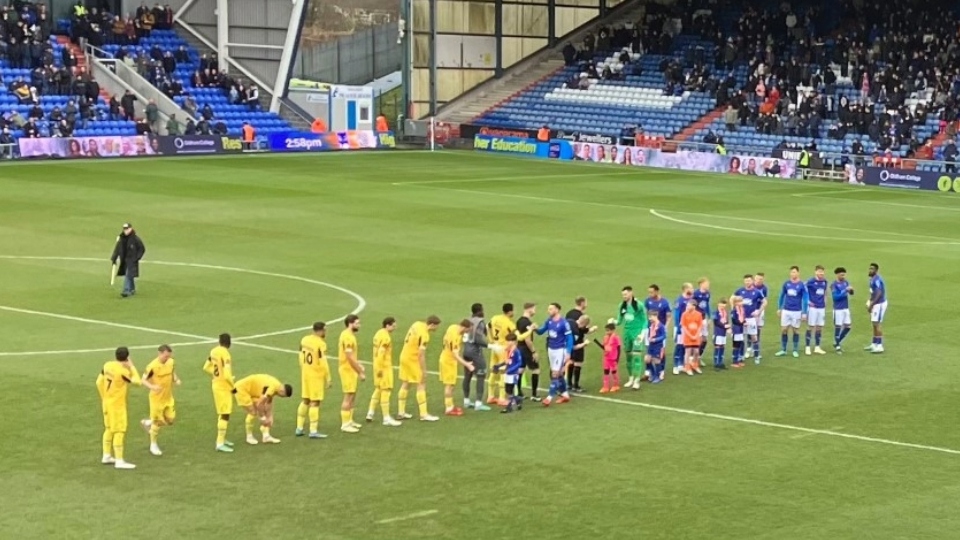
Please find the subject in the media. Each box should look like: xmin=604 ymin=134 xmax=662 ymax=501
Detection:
xmin=375 ymin=509 xmax=439 ymax=525
xmin=3 ymin=307 xmax=960 ymax=457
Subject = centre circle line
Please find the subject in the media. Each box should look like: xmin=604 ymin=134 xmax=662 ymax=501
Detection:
xmin=0 ymin=256 xmax=367 ymax=356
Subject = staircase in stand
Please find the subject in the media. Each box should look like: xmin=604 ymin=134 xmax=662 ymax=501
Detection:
xmin=673 ymin=106 xmax=724 ymax=142
xmin=56 ymin=36 xmax=112 ymax=104
xmin=437 ymin=58 xmax=567 ymax=125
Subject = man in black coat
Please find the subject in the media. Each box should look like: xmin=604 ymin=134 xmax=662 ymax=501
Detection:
xmin=110 ymin=223 xmax=146 ymax=298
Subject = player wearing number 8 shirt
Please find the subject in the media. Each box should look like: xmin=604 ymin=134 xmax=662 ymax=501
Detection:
xmin=296 ymin=322 xmax=331 ymax=439
xmin=202 ymin=333 xmax=236 ymax=453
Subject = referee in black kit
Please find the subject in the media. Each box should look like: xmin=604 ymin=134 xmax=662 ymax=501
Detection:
xmin=110 ymin=223 xmax=146 ymax=298
xmin=566 ymin=297 xmax=595 ymax=392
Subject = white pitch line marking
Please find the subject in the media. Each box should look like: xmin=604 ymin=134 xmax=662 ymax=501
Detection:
xmin=3 ymin=306 xmax=959 ymax=457
xmin=0 ymin=256 xmax=366 ymax=353
xmin=375 ymin=510 xmax=439 ymax=525
xmin=648 ymin=209 xmax=960 ymax=245
xmin=394 ymin=184 xmax=960 ymax=245
xmin=391 ymin=170 xmax=641 ymax=186
xmin=791 ymin=191 xmax=960 ymax=212
xmin=790 ymin=426 xmax=845 ymax=440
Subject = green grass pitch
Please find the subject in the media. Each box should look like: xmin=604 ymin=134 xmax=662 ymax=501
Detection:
xmin=1 ymin=151 xmax=959 ymax=540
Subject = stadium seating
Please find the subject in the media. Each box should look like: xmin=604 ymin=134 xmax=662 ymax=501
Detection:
xmin=96 ymin=29 xmax=291 ymax=137
xmin=1 ymin=36 xmax=138 ymax=137
xmin=474 ymin=40 xmax=726 ymax=139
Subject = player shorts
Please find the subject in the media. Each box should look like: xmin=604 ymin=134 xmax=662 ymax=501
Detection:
xmin=807 ymin=307 xmax=826 ymax=327
xmin=646 ymin=345 xmax=664 ymax=360
xmin=758 ymin=311 xmax=766 ymax=327
xmin=104 ymin=406 xmax=128 ymax=432
xmin=149 ymin=398 xmax=176 ymax=422
xmin=374 ymin=367 xmax=394 ymax=390
xmin=744 ymin=317 xmax=758 ymax=337
xmin=547 ymin=348 xmax=566 ymax=372
xmin=733 ymin=333 xmax=744 ymax=342
xmin=624 ymin=331 xmax=642 ymax=353
xmin=439 ymin=359 xmax=458 ymax=385
xmin=714 ymin=335 xmax=727 ymax=346
xmin=834 ymin=309 xmax=851 ymax=326
xmin=339 ymin=366 xmax=359 ymax=394
xmin=234 ymin=389 xmax=255 ymax=409
xmin=301 ymin=372 xmax=326 ymax=401
xmin=780 ymin=310 xmax=802 ymax=329
xmin=520 ymin=349 xmax=538 ymax=370
xmin=399 ymin=360 xmax=422 ymax=384
xmin=213 ymin=386 xmax=233 ymax=415
xmin=870 ymin=301 xmax=888 ymax=323
xmin=602 ymin=359 xmax=618 ymax=371
xmin=504 ymin=373 xmax=519 ymax=385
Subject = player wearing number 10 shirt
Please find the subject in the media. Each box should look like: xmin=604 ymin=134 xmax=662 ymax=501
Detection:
xmin=203 ymin=333 xmax=236 ymax=453
xmin=296 ymin=322 xmax=331 ymax=439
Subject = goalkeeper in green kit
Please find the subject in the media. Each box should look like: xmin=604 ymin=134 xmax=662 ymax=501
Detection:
xmin=612 ymin=286 xmax=648 ymax=389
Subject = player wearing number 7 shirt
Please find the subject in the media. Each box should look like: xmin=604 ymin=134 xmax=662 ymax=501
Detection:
xmin=296 ymin=322 xmax=332 ymax=439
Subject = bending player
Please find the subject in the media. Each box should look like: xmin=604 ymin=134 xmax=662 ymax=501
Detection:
xmin=234 ymin=374 xmax=293 ymax=445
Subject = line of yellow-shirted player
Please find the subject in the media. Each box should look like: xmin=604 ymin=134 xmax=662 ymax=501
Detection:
xmin=95 ymin=313 xmax=515 ymax=470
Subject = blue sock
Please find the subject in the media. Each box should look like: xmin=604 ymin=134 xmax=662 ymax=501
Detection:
xmin=548 ymin=378 xmax=558 ymax=397
xmin=558 ymin=376 xmax=567 ymax=394
xmin=735 ymin=342 xmax=743 ymax=363
xmin=805 ymin=330 xmax=811 ymax=346
xmin=673 ymin=345 xmax=684 ymax=368
xmin=716 ymin=345 xmax=725 ymax=366
xmin=834 ymin=326 xmax=841 ymax=345
xmin=815 ymin=330 xmax=822 ymax=346
xmin=780 ymin=333 xmax=788 ymax=351
xmin=838 ymin=327 xmax=850 ymax=344
xmin=752 ymin=341 xmax=760 ymax=358
xmin=792 ymin=333 xmax=800 ymax=351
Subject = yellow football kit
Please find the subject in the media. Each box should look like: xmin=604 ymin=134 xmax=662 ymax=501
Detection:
xmin=234 ymin=374 xmax=284 ymax=408
xmin=299 ymin=334 xmax=330 ymax=401
xmin=204 ymin=345 xmax=234 ymax=415
xmin=372 ymin=328 xmax=394 ymax=390
xmin=488 ymin=314 xmax=516 ymax=401
xmin=439 ymin=324 xmax=464 ymax=386
xmin=338 ymin=329 xmax=360 ymax=394
xmin=144 ymin=357 xmax=176 ymax=423
xmin=98 ymin=360 xmax=141 ymax=460
xmin=399 ymin=321 xmax=430 ymax=383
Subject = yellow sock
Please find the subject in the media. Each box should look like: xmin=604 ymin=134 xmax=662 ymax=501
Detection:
xmin=340 ymin=409 xmax=351 ymax=426
xmin=444 ymin=396 xmax=454 ymax=411
xmin=260 ymin=425 xmax=270 ymax=438
xmin=245 ymin=414 xmax=256 ymax=436
xmin=398 ymin=388 xmax=409 ymax=415
xmin=296 ymin=402 xmax=308 ymax=430
xmin=416 ymin=389 xmax=428 ymax=417
xmin=112 ymin=432 xmax=125 ymax=461
xmin=367 ymin=389 xmax=380 ymax=417
xmin=102 ymin=429 xmax=113 ymax=456
xmin=216 ymin=418 xmax=228 ymax=446
xmin=308 ymin=405 xmax=319 ymax=433
xmin=149 ymin=423 xmax=160 ymax=445
xmin=380 ymin=389 xmax=392 ymax=418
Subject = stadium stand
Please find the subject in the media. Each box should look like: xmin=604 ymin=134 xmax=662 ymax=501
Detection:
xmin=469 ymin=0 xmax=960 ymax=169
xmin=0 ymin=3 xmax=140 ymax=139
xmin=0 ymin=2 xmax=291 ymax=141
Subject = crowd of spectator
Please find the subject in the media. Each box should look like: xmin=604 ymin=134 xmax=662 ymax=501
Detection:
xmin=557 ymin=0 xmax=960 ymax=160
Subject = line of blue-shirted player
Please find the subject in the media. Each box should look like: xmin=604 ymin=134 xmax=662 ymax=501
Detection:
xmin=639 ymin=262 xmax=887 ymax=380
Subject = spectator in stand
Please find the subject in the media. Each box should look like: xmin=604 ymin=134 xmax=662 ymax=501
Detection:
xmin=0 ymin=128 xmax=14 ymax=158
xmin=174 ymin=45 xmax=189 ymax=64
xmin=196 ymin=117 xmax=211 ymax=135
xmin=135 ymin=117 xmax=151 ymax=134
xmin=245 ymin=85 xmax=259 ymax=110
xmin=22 ymin=117 xmax=38 ymax=138
xmin=108 ymin=94 xmax=121 ymax=120
xmin=241 ymin=122 xmax=255 ymax=149
xmin=166 ymin=114 xmax=181 ymax=136
xmin=201 ymin=103 xmax=214 ymax=121
xmin=145 ymin=99 xmax=160 ymax=133
xmin=162 ymin=51 xmax=176 ymax=75
xmin=120 ymin=90 xmax=137 ymax=120
xmin=184 ymin=118 xmax=196 ymax=135
xmin=183 ymin=95 xmax=197 ymax=118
